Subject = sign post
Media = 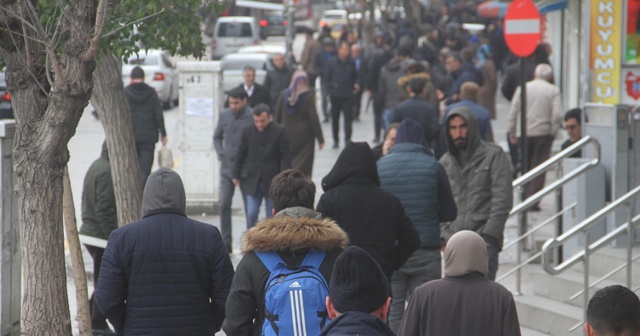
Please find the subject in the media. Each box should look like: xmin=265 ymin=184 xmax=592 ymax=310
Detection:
xmin=503 ymin=0 xmax=541 ymax=295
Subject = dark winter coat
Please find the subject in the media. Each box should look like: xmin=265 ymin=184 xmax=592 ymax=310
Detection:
xmin=392 ymin=97 xmax=440 ymax=146
xmin=233 ymin=122 xmax=292 ymax=196
xmin=501 ymin=58 xmax=536 ymax=101
xmin=125 ymin=82 xmax=166 ymax=144
xmin=80 ymin=144 xmax=117 ymax=240
xmin=222 ymin=207 xmax=348 ymax=336
xmin=233 ymin=83 xmax=272 ymax=108
xmin=314 ymin=49 xmax=336 ymax=84
xmin=213 ymin=105 xmax=254 ymax=179
xmin=317 ymin=142 xmax=421 ymax=280
xmin=325 ymin=56 xmax=358 ymax=98
xmin=263 ymin=65 xmax=294 ymax=109
xmin=439 ymin=109 xmax=513 ymax=249
xmin=378 ymin=57 xmax=413 ymax=110
xmin=96 ymin=168 xmax=234 ymax=336
xmin=319 ymin=311 xmax=395 ymax=336
xmin=378 ymin=142 xmax=456 ymax=248
xmin=446 ymin=61 xmax=484 ymax=104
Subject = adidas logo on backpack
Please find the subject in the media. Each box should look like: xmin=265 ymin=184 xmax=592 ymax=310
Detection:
xmin=256 ymin=250 xmax=329 ymax=336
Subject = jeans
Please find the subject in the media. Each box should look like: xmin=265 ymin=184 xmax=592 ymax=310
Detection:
xmin=219 ymin=176 xmax=247 ymax=252
xmin=85 ymin=245 xmax=110 ymax=330
xmin=136 ymin=142 xmax=155 ymax=188
xmin=330 ymin=95 xmax=354 ymax=143
xmin=388 ymin=249 xmax=442 ymax=333
xmin=487 ymin=243 xmax=499 ymax=281
xmin=246 ymin=183 xmax=273 ymax=230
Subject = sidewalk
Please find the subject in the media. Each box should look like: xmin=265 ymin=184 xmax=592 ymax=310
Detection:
xmin=65 ymin=77 xmax=560 ymax=335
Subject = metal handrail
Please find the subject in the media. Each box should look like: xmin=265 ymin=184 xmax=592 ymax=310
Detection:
xmin=512 ymin=135 xmax=599 ymax=189
xmin=541 ymin=185 xmax=640 ymax=274
xmin=541 ymin=185 xmax=640 ymax=331
xmin=568 ymin=253 xmax=640 ymax=301
xmin=504 ymin=136 xmax=601 ymax=293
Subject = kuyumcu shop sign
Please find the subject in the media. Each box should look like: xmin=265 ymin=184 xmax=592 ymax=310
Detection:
xmin=590 ymin=0 xmax=621 ymax=104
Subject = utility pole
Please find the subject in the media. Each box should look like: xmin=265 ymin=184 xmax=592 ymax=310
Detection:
xmin=285 ymin=0 xmax=296 ymax=65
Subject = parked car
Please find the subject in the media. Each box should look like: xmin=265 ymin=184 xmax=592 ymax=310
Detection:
xmin=221 ymin=53 xmax=273 ymax=93
xmin=122 ymin=49 xmax=179 ymax=109
xmin=259 ymin=12 xmax=287 ymax=39
xmin=0 ymin=69 xmax=13 ymax=119
xmin=211 ymin=16 xmax=261 ymax=60
xmin=237 ymin=44 xmax=286 ymax=55
xmin=318 ymin=9 xmax=348 ymax=30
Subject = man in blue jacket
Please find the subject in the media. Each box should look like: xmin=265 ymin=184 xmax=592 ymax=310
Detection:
xmin=96 ymin=168 xmax=234 ymax=335
xmin=314 ymin=38 xmax=336 ymax=123
xmin=377 ymin=119 xmax=457 ymax=333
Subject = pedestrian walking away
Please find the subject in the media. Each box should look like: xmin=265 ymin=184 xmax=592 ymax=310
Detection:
xmin=263 ymin=52 xmax=294 ymax=111
xmin=585 ymin=285 xmax=640 ymax=336
xmin=96 ymin=168 xmax=234 ymax=336
xmin=320 ymin=246 xmax=395 ymax=336
xmin=125 ymin=66 xmax=167 ymax=188
xmin=214 ymin=87 xmax=254 ymax=253
xmin=233 ymin=103 xmax=292 ymax=229
xmin=79 ymin=141 xmax=117 ymax=336
xmin=314 ymin=38 xmax=336 ymax=123
xmin=317 ymin=142 xmax=420 ymax=282
xmin=223 ymin=169 xmax=348 ymax=336
xmin=377 ymin=119 xmax=457 ymax=332
xmin=397 ymin=230 xmax=522 ymax=336
xmin=274 ymin=70 xmax=324 ymax=177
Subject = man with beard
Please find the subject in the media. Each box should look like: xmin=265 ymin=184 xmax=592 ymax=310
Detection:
xmin=439 ymin=108 xmax=513 ymax=281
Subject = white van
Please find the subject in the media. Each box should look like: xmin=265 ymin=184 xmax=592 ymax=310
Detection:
xmin=211 ymin=17 xmax=261 ymax=60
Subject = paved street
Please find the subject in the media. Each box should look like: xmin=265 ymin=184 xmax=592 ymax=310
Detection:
xmin=64 ymin=36 xmax=562 ymax=335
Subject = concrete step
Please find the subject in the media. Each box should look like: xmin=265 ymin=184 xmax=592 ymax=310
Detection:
xmin=533 ymin=268 xmax=626 ymax=308
xmin=514 ymin=294 xmax=583 ymax=336
xmin=586 ymin=247 xmax=640 ymax=283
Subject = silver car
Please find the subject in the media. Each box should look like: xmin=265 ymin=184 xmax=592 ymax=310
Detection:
xmin=211 ymin=17 xmax=261 ymax=60
xmin=122 ymin=49 xmax=179 ymax=109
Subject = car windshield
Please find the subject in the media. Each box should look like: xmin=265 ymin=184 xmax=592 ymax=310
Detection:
xmin=223 ymin=59 xmax=267 ymax=71
xmin=218 ymin=22 xmax=253 ymax=37
xmin=128 ymin=54 xmax=158 ymax=65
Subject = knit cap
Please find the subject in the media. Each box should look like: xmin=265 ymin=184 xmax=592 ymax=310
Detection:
xmin=329 ymin=246 xmax=390 ymax=313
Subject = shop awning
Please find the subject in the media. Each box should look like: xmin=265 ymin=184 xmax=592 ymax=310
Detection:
xmin=235 ymin=0 xmax=284 ymax=11
xmin=536 ymin=0 xmax=568 ymax=14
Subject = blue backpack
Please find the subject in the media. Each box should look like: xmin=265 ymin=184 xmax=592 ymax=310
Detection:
xmin=256 ymin=250 xmax=330 ymax=336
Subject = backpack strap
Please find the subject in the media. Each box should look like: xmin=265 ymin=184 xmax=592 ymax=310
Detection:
xmin=301 ymin=250 xmax=326 ymax=269
xmin=255 ymin=251 xmax=286 ymax=273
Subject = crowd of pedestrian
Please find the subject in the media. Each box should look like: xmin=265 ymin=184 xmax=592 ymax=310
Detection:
xmin=75 ymin=3 xmax=618 ymax=336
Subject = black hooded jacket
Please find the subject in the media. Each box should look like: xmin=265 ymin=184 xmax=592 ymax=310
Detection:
xmin=319 ymin=311 xmax=395 ymax=336
xmin=96 ymin=168 xmax=234 ymax=335
xmin=125 ymin=82 xmax=167 ymax=144
xmin=317 ymin=142 xmax=420 ymax=280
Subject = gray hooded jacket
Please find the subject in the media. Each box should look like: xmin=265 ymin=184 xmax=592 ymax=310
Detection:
xmin=439 ymin=109 xmax=513 ymax=249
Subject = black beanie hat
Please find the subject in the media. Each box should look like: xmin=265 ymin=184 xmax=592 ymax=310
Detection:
xmin=329 ymin=246 xmax=390 ymax=313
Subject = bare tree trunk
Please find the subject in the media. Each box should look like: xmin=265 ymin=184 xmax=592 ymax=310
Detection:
xmin=63 ymin=167 xmax=91 ymax=336
xmin=91 ymin=52 xmax=143 ymax=227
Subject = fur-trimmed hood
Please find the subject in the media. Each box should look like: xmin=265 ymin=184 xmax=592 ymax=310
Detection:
xmin=242 ymin=212 xmax=348 ymax=253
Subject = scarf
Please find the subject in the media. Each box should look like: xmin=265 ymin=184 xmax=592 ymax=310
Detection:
xmin=284 ymin=70 xmax=311 ymax=115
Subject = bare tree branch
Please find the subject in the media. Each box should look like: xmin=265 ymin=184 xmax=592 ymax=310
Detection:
xmin=24 ymin=0 xmax=66 ymax=89
xmin=0 ymin=5 xmax=41 ymax=33
xmin=102 ymin=8 xmax=165 ymax=39
xmin=83 ymin=0 xmax=107 ymax=62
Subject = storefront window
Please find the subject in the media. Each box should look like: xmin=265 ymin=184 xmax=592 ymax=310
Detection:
xmin=626 ymin=0 xmax=640 ymax=64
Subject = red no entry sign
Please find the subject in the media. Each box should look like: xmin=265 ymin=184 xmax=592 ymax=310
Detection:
xmin=504 ymin=0 xmax=541 ymax=57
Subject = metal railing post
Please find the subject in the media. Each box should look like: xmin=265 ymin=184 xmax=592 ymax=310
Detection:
xmin=628 ymin=202 xmax=635 ymax=288
xmin=583 ymin=231 xmax=589 ymax=332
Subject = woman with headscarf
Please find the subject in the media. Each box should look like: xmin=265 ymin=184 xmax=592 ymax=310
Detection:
xmin=274 ymin=70 xmax=325 ymax=177
xmin=475 ymin=43 xmax=498 ymax=119
xmin=396 ymin=231 xmax=522 ymax=336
